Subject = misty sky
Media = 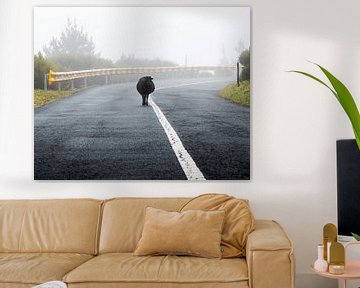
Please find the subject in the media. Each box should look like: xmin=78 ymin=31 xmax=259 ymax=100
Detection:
xmin=34 ymin=7 xmax=250 ymax=66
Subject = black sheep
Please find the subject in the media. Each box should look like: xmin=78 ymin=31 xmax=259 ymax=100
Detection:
xmin=136 ymin=76 xmax=155 ymax=106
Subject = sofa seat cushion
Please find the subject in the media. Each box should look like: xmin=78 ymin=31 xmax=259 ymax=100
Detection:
xmin=0 ymin=253 xmax=93 ymax=285
xmin=64 ymin=253 xmax=248 ymax=285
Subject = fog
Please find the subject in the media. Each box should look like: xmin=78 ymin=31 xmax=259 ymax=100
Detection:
xmin=34 ymin=7 xmax=250 ymax=66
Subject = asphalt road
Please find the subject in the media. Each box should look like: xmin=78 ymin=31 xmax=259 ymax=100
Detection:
xmin=34 ymin=77 xmax=250 ymax=180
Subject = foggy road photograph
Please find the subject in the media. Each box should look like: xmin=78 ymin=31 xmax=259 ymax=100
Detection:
xmin=34 ymin=7 xmax=251 ymax=180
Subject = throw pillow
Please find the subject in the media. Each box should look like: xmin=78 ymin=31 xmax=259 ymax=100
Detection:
xmin=181 ymin=193 xmax=254 ymax=258
xmin=134 ymin=207 xmax=225 ymax=258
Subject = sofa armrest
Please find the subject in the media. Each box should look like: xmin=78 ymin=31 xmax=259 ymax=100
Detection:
xmin=246 ymin=220 xmax=295 ymax=288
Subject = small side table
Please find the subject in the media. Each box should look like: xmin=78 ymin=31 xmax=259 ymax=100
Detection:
xmin=311 ymin=242 xmax=360 ymax=288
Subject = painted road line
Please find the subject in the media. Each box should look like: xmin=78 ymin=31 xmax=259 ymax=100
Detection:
xmin=148 ymin=96 xmax=206 ymax=180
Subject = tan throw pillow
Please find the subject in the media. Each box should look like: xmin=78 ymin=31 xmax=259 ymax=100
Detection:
xmin=134 ymin=207 xmax=225 ymax=258
xmin=181 ymin=193 xmax=254 ymax=258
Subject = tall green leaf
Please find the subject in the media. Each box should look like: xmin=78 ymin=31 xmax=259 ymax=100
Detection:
xmin=316 ymin=64 xmax=360 ymax=147
xmin=351 ymin=232 xmax=360 ymax=241
xmin=289 ymin=64 xmax=360 ymax=150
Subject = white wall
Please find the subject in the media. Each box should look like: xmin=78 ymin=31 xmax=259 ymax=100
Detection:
xmin=0 ymin=0 xmax=359 ymax=287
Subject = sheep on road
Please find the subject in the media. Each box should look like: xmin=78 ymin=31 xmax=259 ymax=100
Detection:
xmin=136 ymin=76 xmax=155 ymax=106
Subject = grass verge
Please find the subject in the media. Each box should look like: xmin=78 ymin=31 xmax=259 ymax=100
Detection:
xmin=219 ymin=81 xmax=250 ymax=106
xmin=34 ymin=89 xmax=76 ymax=109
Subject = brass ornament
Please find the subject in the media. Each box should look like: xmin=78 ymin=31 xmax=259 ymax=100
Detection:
xmin=329 ymin=242 xmax=345 ymax=266
xmin=323 ymin=223 xmax=337 ymax=261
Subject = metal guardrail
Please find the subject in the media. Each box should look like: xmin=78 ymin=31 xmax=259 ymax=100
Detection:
xmin=44 ymin=66 xmax=237 ymax=90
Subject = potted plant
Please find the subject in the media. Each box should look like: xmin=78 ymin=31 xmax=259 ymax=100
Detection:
xmin=289 ymin=63 xmax=360 ymax=241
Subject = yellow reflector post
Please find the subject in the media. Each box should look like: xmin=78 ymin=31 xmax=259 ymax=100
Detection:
xmin=48 ymin=69 xmax=55 ymax=85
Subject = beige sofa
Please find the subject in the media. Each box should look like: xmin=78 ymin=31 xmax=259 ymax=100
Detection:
xmin=0 ymin=198 xmax=295 ymax=288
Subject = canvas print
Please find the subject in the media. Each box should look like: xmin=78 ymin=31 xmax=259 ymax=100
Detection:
xmin=34 ymin=7 xmax=251 ymax=180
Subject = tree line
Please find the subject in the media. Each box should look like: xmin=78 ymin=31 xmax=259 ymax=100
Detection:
xmin=34 ymin=19 xmax=177 ymax=89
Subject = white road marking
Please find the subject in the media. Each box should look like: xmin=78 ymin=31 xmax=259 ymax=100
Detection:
xmin=149 ymin=83 xmax=206 ymax=180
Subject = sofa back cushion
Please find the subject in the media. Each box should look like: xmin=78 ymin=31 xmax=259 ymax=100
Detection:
xmin=0 ymin=199 xmax=102 ymax=254
xmin=181 ymin=194 xmax=254 ymax=258
xmin=99 ymin=198 xmax=189 ymax=253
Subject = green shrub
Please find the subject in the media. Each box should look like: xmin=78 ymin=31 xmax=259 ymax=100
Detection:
xmin=239 ymin=49 xmax=250 ymax=81
xmin=219 ymin=81 xmax=250 ymax=106
xmin=34 ymin=52 xmax=58 ymax=89
xmin=34 ymin=89 xmax=75 ymax=109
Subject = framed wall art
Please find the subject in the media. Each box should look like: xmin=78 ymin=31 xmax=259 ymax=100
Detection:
xmin=34 ymin=7 xmax=251 ymax=180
